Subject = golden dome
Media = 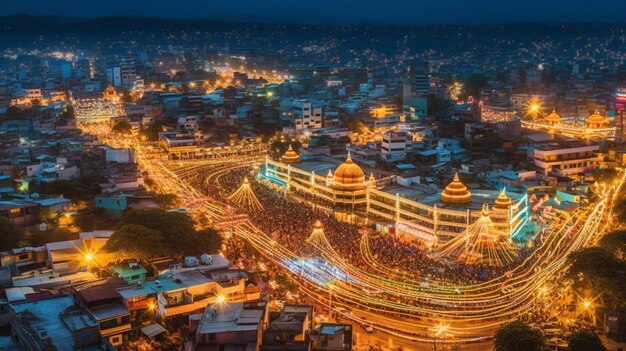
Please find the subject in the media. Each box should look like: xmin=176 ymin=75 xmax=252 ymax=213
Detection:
xmin=280 ymin=145 xmax=300 ymax=164
xmin=440 ymin=172 xmax=472 ymax=204
xmin=493 ymin=189 xmax=513 ymax=210
xmin=103 ymin=84 xmax=118 ymax=100
xmin=331 ymin=153 xmax=366 ymax=191
xmin=586 ymin=110 xmax=606 ymax=127
xmin=545 ymin=109 xmax=562 ymax=124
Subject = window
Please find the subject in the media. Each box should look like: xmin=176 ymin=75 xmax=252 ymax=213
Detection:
xmin=110 ymin=336 xmax=121 ymax=344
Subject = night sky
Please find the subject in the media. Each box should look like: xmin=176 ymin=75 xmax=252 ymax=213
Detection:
xmin=1 ymin=0 xmax=625 ymax=24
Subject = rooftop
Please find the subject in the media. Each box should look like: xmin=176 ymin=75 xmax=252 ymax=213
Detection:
xmin=11 ymin=295 xmax=96 ymax=350
xmin=197 ymin=302 xmax=264 ymax=335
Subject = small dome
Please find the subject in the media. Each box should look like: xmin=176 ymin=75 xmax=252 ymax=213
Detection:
xmin=440 ymin=172 xmax=472 ymax=204
xmin=331 ymin=154 xmax=366 ymax=191
xmin=280 ymin=144 xmax=300 ymax=164
xmin=545 ymin=109 xmax=562 ymax=124
xmin=586 ymin=110 xmax=606 ymax=127
xmin=103 ymin=84 xmax=118 ymax=100
xmin=493 ymin=189 xmax=513 ymax=210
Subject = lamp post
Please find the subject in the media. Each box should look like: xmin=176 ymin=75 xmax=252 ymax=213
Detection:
xmin=432 ymin=323 xmax=449 ymax=351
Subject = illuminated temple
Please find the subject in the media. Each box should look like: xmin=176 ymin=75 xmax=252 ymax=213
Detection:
xmin=73 ymin=85 xmax=125 ymax=123
xmin=521 ymin=109 xmax=616 ymax=140
xmin=262 ymin=147 xmax=529 ymax=246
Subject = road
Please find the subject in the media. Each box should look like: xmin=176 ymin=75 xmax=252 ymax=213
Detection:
xmin=80 ymin=123 xmax=626 ymax=348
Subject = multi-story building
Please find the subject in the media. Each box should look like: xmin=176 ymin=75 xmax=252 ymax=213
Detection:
xmin=11 ymin=294 xmax=114 ymax=351
xmin=194 ymin=302 xmax=267 ymax=351
xmin=282 ymin=100 xmax=323 ymax=131
xmin=533 ymin=141 xmax=600 ymax=177
xmin=380 ymin=130 xmax=413 ymax=162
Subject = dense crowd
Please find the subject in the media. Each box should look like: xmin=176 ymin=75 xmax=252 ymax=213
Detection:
xmin=207 ymin=166 xmax=529 ymax=285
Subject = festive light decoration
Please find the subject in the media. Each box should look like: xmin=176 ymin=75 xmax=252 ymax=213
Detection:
xmin=521 ymin=108 xmax=616 ymax=140
xmin=435 ymin=203 xmax=518 ymax=267
xmin=227 ymin=177 xmax=264 ymax=212
xmin=280 ymin=144 xmax=300 ymax=164
xmin=330 ymin=153 xmax=367 ymax=191
xmin=79 ymin=121 xmax=626 ymax=344
xmin=440 ymin=172 xmax=472 ymax=204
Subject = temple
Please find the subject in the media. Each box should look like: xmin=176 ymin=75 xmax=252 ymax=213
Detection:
xmin=521 ymin=109 xmax=616 ymax=140
xmin=261 ymin=149 xmax=529 ymax=247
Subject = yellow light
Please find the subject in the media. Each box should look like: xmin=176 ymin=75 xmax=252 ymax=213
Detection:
xmin=434 ymin=323 xmax=450 ymax=336
xmin=582 ymin=299 xmax=592 ymax=309
xmin=216 ymin=294 xmax=226 ymax=304
xmin=84 ymin=252 xmax=94 ymax=263
xmin=147 ymin=302 xmax=156 ymax=311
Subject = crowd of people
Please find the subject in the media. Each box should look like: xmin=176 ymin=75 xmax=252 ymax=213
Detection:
xmin=206 ymin=165 xmax=530 ymax=286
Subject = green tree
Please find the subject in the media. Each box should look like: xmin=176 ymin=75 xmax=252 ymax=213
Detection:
xmin=494 ymin=321 xmax=546 ymax=351
xmin=194 ymin=228 xmax=224 ymax=255
xmin=105 ymin=224 xmax=165 ymax=261
xmin=120 ymin=209 xmax=197 ymax=257
xmin=39 ymin=207 xmax=58 ymax=225
xmin=567 ymin=247 xmax=626 ymax=308
xmin=567 ymin=331 xmax=606 ymax=351
xmin=139 ymin=122 xmax=165 ymax=141
xmin=74 ymin=208 xmax=120 ymax=231
xmin=59 ymin=105 xmax=75 ymax=121
xmin=111 ymin=119 xmax=132 ymax=134
xmin=0 ymin=217 xmax=28 ymax=250
xmin=599 ymin=230 xmax=626 ymax=261
xmin=151 ymin=193 xmax=177 ymax=209
xmin=49 ymin=226 xmax=78 ymax=242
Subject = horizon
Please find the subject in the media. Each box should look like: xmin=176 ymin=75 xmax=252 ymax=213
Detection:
xmin=2 ymin=0 xmax=626 ymax=25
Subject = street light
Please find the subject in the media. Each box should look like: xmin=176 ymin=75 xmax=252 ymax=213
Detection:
xmin=84 ymin=252 xmax=95 ymax=263
xmin=432 ymin=323 xmax=450 ymax=351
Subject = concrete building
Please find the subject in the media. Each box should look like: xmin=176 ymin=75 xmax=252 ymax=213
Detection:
xmin=283 ymin=100 xmax=324 ymax=131
xmin=10 ymin=294 xmax=113 ymax=351
xmin=380 ymin=130 xmax=413 ymax=162
xmin=533 ymin=142 xmax=599 ymax=176
xmin=194 ymin=302 xmax=267 ymax=351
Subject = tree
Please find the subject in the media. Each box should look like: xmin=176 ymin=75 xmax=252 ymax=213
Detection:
xmin=39 ymin=207 xmax=58 ymax=225
xmin=120 ymin=209 xmax=198 ymax=257
xmin=49 ymin=226 xmax=78 ymax=242
xmin=0 ymin=217 xmax=28 ymax=251
xmin=194 ymin=228 xmax=224 ymax=255
xmin=567 ymin=331 xmax=606 ymax=351
xmin=494 ymin=321 xmax=546 ymax=351
xmin=139 ymin=122 xmax=164 ymax=141
xmin=111 ymin=119 xmax=132 ymax=134
xmin=74 ymin=208 xmax=120 ymax=231
xmin=105 ymin=224 xmax=165 ymax=261
xmin=59 ymin=105 xmax=75 ymax=121
xmin=567 ymin=247 xmax=626 ymax=309
xmin=151 ymin=193 xmax=177 ymax=209
xmin=599 ymin=230 xmax=626 ymax=261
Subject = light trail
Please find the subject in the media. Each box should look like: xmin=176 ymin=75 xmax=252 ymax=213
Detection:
xmin=79 ymin=121 xmax=626 ymax=344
